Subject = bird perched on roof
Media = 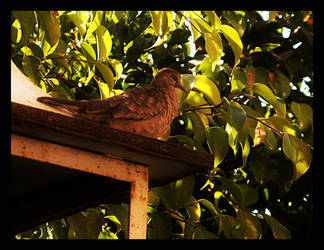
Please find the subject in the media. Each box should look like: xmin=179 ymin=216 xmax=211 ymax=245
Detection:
xmin=37 ymin=68 xmax=188 ymax=139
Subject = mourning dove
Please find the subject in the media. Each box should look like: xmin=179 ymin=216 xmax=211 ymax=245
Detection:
xmin=37 ymin=68 xmax=188 ymax=139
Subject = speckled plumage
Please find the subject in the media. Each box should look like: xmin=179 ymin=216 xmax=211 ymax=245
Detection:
xmin=37 ymin=68 xmax=187 ymax=138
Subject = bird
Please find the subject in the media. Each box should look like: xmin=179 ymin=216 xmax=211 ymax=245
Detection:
xmin=37 ymin=68 xmax=189 ymax=139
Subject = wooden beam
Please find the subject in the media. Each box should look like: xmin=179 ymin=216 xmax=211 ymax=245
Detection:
xmin=11 ymin=133 xmax=148 ymax=239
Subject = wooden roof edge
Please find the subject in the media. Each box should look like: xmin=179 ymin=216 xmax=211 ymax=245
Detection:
xmin=11 ymin=102 xmax=214 ymax=169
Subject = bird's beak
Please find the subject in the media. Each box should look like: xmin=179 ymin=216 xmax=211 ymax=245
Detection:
xmin=178 ymin=78 xmax=190 ymax=94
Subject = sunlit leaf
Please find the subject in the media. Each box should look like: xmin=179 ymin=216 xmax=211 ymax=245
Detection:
xmin=11 ymin=19 xmax=22 ymax=44
xmin=184 ymin=91 xmax=210 ymax=114
xmin=66 ymin=13 xmax=87 ymax=36
xmin=223 ymin=100 xmax=247 ymax=133
xmin=12 ymin=11 xmax=35 ymax=47
xmin=37 ymin=11 xmax=61 ymax=47
xmin=85 ymin=11 xmax=103 ymax=41
xmin=149 ymin=11 xmax=162 ymax=36
xmin=231 ymin=68 xmax=247 ymax=93
xmin=203 ymin=30 xmax=223 ymax=68
xmin=252 ymin=83 xmax=286 ymax=117
xmin=95 ymin=25 xmax=112 ymax=61
xmin=94 ymin=62 xmax=115 ymax=92
xmin=80 ymin=41 xmax=96 ymax=61
xmin=290 ymin=101 xmax=313 ymax=130
xmin=206 ymin=126 xmax=228 ymax=168
xmin=239 ymin=134 xmax=250 ymax=168
xmin=282 ymin=133 xmax=312 ymax=180
xmin=204 ymin=11 xmax=222 ymax=29
xmin=192 ymin=17 xmax=213 ymax=33
xmin=221 ymin=24 xmax=243 ymax=69
xmin=266 ymin=116 xmax=295 ymax=135
xmin=106 ymin=58 xmax=123 ymax=79
xmin=161 ymin=11 xmax=169 ymax=37
xmin=194 ymin=75 xmax=221 ymax=105
xmin=253 ymin=123 xmax=266 ymax=147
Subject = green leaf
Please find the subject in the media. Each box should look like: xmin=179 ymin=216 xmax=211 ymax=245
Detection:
xmin=282 ymin=133 xmax=312 ymax=180
xmin=12 ymin=11 xmax=36 ymax=47
xmin=187 ymin=112 xmax=206 ymax=148
xmin=205 ymin=126 xmax=229 ymax=168
xmin=85 ymin=11 xmax=103 ymax=41
xmin=161 ymin=11 xmax=169 ymax=37
xmin=193 ymin=224 xmax=218 ymax=239
xmin=238 ymin=184 xmax=259 ymax=208
xmin=192 ymin=17 xmax=213 ymax=33
xmin=252 ymin=83 xmax=286 ymax=117
xmin=198 ymin=198 xmax=219 ymax=217
xmin=220 ymin=24 xmax=243 ymax=69
xmin=106 ymin=58 xmax=123 ymax=79
xmin=231 ymin=68 xmax=247 ymax=93
xmin=95 ymin=25 xmax=112 ymax=61
xmin=94 ymin=62 xmax=115 ymax=93
xmin=173 ymin=175 xmax=195 ymax=210
xmin=107 ymin=203 xmax=129 ymax=237
xmin=194 ymin=75 xmax=221 ymax=105
xmin=204 ymin=11 xmax=222 ymax=29
xmin=236 ymin=209 xmax=262 ymax=239
xmin=216 ymin=176 xmax=243 ymax=207
xmin=203 ymin=30 xmax=223 ymax=68
xmin=37 ymin=11 xmax=61 ymax=47
xmin=223 ymin=100 xmax=247 ymax=133
xmin=262 ymin=212 xmax=291 ymax=239
xmin=85 ymin=208 xmax=104 ymax=239
xmin=184 ymin=91 xmax=210 ymax=114
xmin=151 ymin=175 xmax=195 ymax=210
xmin=149 ymin=210 xmax=171 ymax=239
xmin=239 ymin=134 xmax=250 ymax=168
xmin=266 ymin=116 xmax=295 ymax=135
xmin=184 ymin=196 xmax=201 ymax=239
xmin=273 ymin=69 xmax=291 ymax=99
xmin=66 ymin=212 xmax=89 ymax=239
xmin=22 ymin=55 xmax=41 ymax=84
xmin=66 ymin=13 xmax=87 ymax=36
xmin=49 ymin=53 xmax=72 ymax=75
xmin=80 ymin=41 xmax=96 ymax=61
xmin=149 ymin=11 xmax=162 ymax=36
xmin=290 ymin=101 xmax=313 ymax=130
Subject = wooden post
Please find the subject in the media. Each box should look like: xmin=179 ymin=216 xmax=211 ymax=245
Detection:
xmin=11 ymin=133 xmax=148 ymax=239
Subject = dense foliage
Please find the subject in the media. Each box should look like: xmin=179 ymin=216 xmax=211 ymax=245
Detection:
xmin=11 ymin=10 xmax=313 ymax=239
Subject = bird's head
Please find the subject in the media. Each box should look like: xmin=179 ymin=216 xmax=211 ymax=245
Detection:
xmin=152 ymin=68 xmax=189 ymax=94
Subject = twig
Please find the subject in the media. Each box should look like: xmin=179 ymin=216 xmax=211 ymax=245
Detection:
xmin=246 ymin=114 xmax=284 ymax=136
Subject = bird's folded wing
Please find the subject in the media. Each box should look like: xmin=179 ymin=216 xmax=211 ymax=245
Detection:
xmin=111 ymin=86 xmax=167 ymax=120
xmin=45 ymin=85 xmax=168 ymax=122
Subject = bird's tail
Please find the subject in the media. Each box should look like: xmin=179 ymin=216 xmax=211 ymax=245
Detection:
xmin=37 ymin=96 xmax=80 ymax=114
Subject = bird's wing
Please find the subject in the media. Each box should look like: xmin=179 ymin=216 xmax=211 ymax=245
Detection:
xmin=37 ymin=85 xmax=168 ymax=122
xmin=110 ymin=86 xmax=167 ymax=120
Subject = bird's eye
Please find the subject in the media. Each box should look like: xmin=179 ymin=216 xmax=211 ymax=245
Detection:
xmin=170 ymin=75 xmax=178 ymax=85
